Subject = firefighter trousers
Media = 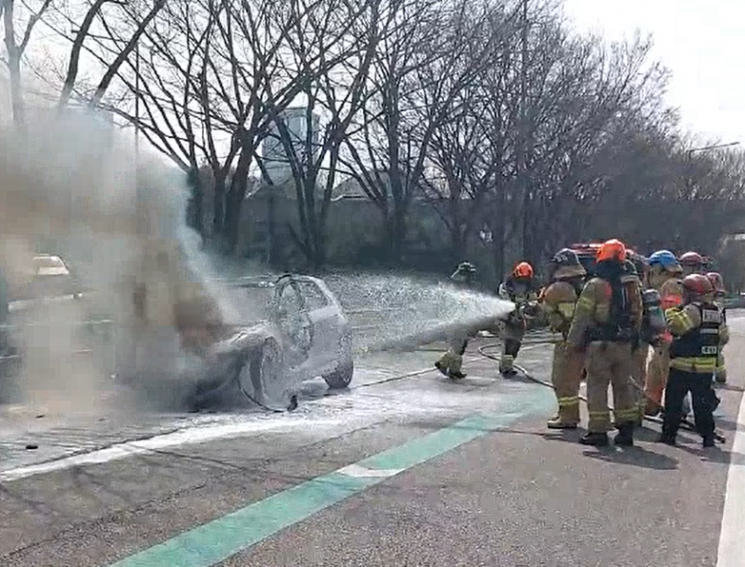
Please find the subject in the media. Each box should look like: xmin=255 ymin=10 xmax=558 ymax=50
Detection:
xmin=550 ymin=339 xmax=585 ymax=425
xmin=631 ymin=343 xmax=649 ymax=420
xmin=499 ymin=322 xmax=525 ymax=373
xmin=644 ymin=345 xmax=669 ymax=414
xmin=437 ymin=336 xmax=468 ymax=374
xmin=662 ymin=367 xmax=716 ymax=440
xmin=585 ymin=341 xmax=638 ymax=433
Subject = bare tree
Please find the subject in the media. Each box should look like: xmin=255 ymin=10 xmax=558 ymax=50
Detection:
xmin=264 ymin=0 xmax=411 ymax=267
xmin=1 ymin=0 xmax=53 ymax=125
xmin=341 ymin=0 xmax=508 ymax=265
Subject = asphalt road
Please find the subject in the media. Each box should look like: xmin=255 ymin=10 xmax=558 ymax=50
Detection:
xmin=0 ymin=317 xmax=743 ymax=567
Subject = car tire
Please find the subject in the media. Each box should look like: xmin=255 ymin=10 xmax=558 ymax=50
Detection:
xmin=245 ymin=338 xmax=283 ymax=401
xmin=323 ymin=360 xmax=354 ymax=389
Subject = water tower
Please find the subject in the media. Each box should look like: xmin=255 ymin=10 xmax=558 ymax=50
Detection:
xmin=260 ymin=107 xmax=321 ymax=185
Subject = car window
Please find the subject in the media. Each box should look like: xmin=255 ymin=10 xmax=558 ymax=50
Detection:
xmin=294 ymin=280 xmax=329 ymax=311
xmin=277 ymin=282 xmax=305 ymax=314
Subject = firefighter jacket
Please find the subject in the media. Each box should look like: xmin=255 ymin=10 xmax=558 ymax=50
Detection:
xmin=666 ymin=302 xmax=729 ymax=373
xmin=541 ymin=280 xmax=581 ymax=338
xmin=566 ymin=275 xmax=643 ymax=349
xmin=499 ymin=277 xmax=539 ymax=328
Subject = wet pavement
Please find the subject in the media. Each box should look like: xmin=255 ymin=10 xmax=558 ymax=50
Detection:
xmin=0 ymin=319 xmax=743 ymax=567
xmin=0 ymin=340 xmax=550 ymax=476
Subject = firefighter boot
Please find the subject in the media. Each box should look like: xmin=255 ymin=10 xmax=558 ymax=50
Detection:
xmin=579 ymin=432 xmax=609 ymax=446
xmin=499 ymin=355 xmax=517 ymax=376
xmin=614 ymin=423 xmax=635 ymax=447
xmin=435 ymin=350 xmax=456 ymax=377
xmin=657 ymin=433 xmax=676 ymax=446
xmin=547 ymin=416 xmax=578 ymax=430
xmin=447 ymin=353 xmax=466 ymax=380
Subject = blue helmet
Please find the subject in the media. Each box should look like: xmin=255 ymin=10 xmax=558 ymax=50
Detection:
xmin=648 ymin=250 xmax=679 ymax=269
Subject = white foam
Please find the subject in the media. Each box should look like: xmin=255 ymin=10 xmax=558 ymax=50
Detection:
xmin=0 ymin=415 xmax=343 ymax=482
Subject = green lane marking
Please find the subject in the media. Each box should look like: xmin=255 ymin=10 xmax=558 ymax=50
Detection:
xmin=107 ymin=387 xmax=553 ymax=567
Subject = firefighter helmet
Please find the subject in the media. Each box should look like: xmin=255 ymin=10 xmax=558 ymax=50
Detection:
xmin=681 ymin=273 xmax=713 ymax=299
xmin=550 ymin=248 xmax=586 ymax=280
xmin=512 ymin=261 xmax=534 ymax=279
xmin=456 ymin=261 xmax=476 ymax=274
xmin=679 ymin=251 xmax=705 ymax=267
xmin=596 ymin=239 xmax=626 ymax=262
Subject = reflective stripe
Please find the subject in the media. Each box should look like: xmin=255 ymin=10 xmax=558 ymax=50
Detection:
xmin=557 ymin=302 xmax=575 ymax=319
xmin=614 ymin=408 xmax=639 ymax=419
xmin=665 ymin=308 xmax=696 ymax=334
xmin=588 ymin=411 xmax=609 ymax=417
xmin=557 ymin=396 xmax=580 ymax=407
xmin=669 ymin=357 xmax=717 ymax=372
xmin=577 ymin=296 xmax=594 ymax=310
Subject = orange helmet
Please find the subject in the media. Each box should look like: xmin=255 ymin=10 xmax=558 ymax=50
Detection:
xmin=512 ymin=261 xmax=534 ymax=279
xmin=596 ymin=239 xmax=626 ymax=262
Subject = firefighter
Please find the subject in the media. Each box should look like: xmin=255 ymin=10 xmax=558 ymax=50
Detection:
xmin=567 ymin=239 xmax=643 ymax=447
xmin=644 ymin=250 xmax=684 ymax=415
xmin=660 ymin=274 xmax=728 ymax=447
xmin=498 ymin=262 xmax=540 ymax=376
xmin=623 ymin=254 xmax=648 ymax=425
xmin=706 ymin=271 xmax=728 ymax=384
xmin=678 ymin=251 xmax=707 ymax=276
xmin=542 ymin=249 xmax=587 ymax=429
xmin=435 ymin=262 xmax=477 ymax=380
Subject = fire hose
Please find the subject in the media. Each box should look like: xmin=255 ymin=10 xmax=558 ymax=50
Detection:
xmin=475 ymin=334 xmax=725 ymax=443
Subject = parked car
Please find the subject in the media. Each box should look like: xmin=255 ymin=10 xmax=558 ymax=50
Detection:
xmin=13 ymin=254 xmax=82 ymax=302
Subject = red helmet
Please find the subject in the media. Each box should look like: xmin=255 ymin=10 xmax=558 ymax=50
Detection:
xmin=513 ymin=261 xmax=534 ymax=278
xmin=678 ymin=251 xmax=705 ymax=267
xmin=705 ymin=272 xmax=725 ymax=293
xmin=681 ymin=273 xmax=713 ymax=298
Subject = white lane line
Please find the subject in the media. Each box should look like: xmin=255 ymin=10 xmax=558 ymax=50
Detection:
xmin=716 ymin=389 xmax=745 ymax=567
xmin=0 ymin=417 xmax=343 ymax=483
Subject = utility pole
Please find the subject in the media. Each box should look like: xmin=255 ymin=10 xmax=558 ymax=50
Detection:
xmin=505 ymin=0 xmax=529 ymax=277
xmin=135 ymin=41 xmax=140 ymax=159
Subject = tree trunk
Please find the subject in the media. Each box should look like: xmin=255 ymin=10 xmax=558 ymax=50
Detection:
xmin=3 ymin=0 xmax=25 ymax=127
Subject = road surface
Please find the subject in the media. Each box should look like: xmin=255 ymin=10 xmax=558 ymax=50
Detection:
xmin=0 ymin=315 xmax=743 ymax=567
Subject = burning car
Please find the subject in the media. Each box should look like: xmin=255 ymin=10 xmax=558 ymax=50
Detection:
xmin=134 ymin=273 xmax=355 ymax=411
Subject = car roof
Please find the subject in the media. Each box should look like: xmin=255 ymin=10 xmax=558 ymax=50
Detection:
xmin=32 ymin=255 xmax=70 ymax=276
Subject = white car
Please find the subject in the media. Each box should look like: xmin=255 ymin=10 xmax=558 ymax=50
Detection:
xmin=130 ymin=274 xmax=355 ymax=411
xmin=14 ymin=255 xmax=82 ymax=302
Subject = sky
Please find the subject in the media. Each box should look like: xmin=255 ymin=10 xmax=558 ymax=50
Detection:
xmin=563 ymin=0 xmax=745 ymax=146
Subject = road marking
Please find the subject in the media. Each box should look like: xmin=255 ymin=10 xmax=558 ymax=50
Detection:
xmin=716 ymin=386 xmax=745 ymax=567
xmin=0 ymin=418 xmax=344 ymax=483
xmin=104 ymin=388 xmax=554 ymax=567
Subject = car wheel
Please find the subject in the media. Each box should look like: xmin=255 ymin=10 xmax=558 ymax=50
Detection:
xmin=323 ymin=360 xmax=354 ymax=389
xmin=244 ymin=339 xmax=283 ymax=402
